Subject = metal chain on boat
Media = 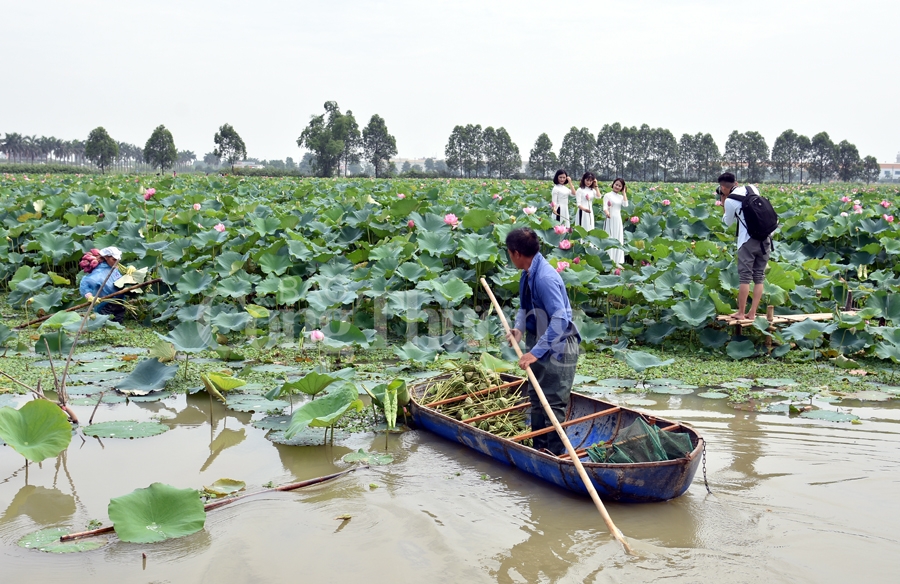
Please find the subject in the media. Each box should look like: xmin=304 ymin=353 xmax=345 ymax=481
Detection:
xmin=701 ymin=439 xmax=711 ymax=494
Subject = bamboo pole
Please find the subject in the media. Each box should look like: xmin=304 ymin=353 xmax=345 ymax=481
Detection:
xmin=60 ymin=466 xmax=365 ymax=542
xmin=14 ymin=278 xmax=162 ymax=329
xmin=480 ymin=277 xmax=633 ymax=554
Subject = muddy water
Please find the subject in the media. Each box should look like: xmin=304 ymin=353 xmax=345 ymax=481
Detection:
xmin=2 ymin=391 xmax=899 ymax=583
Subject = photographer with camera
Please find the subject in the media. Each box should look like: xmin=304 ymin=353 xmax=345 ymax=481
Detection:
xmin=718 ymin=172 xmax=777 ymax=321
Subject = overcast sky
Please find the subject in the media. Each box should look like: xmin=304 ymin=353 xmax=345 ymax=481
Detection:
xmin=2 ymin=0 xmax=898 ymax=163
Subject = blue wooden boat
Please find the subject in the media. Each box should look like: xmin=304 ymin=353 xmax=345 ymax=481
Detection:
xmin=409 ymin=373 xmax=704 ymax=503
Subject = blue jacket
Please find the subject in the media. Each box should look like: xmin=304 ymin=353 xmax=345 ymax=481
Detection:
xmin=79 ymin=264 xmax=122 ymax=310
xmin=513 ymin=253 xmax=581 ymax=360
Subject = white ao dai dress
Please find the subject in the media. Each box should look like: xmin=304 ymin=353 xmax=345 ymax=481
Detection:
xmin=550 ymin=184 xmax=571 ymax=227
xmin=603 ymin=191 xmax=629 ymax=266
xmin=574 ymin=188 xmax=596 ymax=231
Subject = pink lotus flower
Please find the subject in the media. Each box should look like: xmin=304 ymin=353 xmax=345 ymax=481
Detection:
xmin=881 ymin=200 xmax=891 ymax=208
xmin=715 ymin=200 xmax=722 ymax=206
xmin=309 ymin=329 xmax=325 ymax=342
xmin=197 ymin=222 xmax=203 ymax=228
xmin=853 ymin=199 xmax=860 ymax=205
xmin=145 ymin=187 xmax=156 ymax=197
xmin=559 ymin=239 xmax=572 ymax=250
xmin=444 ymin=213 xmax=458 ymax=227
xmin=573 ymin=256 xmax=581 ymax=264
xmin=884 ymin=214 xmax=894 ymax=223
xmin=523 ymin=206 xmax=537 ymax=215
xmin=213 ymin=223 xmax=226 ymax=232
xmin=193 ymin=203 xmax=201 ymax=211
xmin=674 ymin=188 xmax=679 ymax=192
xmin=553 ymin=225 xmax=567 ymax=234
xmin=407 ymin=219 xmax=415 ymax=229
xmin=841 ymin=196 xmax=851 ymax=203
xmin=630 ymin=216 xmax=640 ymax=224
xmin=661 ymin=199 xmax=671 ymax=206
xmin=143 ymin=192 xmax=152 ymax=201
xmin=614 ymin=268 xmax=621 ymax=276
xmin=840 ymin=212 xmax=848 ymax=217
xmin=492 ymin=193 xmax=501 ymax=199
xmin=397 ymin=193 xmax=405 ymax=199
xmin=853 ymin=204 xmax=863 ymax=212
xmin=555 ymin=261 xmax=570 ymax=273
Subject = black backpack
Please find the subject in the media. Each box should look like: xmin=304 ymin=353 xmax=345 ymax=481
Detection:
xmin=728 ymin=185 xmax=778 ymax=244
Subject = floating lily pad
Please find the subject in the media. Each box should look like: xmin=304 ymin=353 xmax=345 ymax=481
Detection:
xmin=779 ymin=391 xmax=812 ymax=401
xmin=107 ymin=347 xmax=149 ymax=355
xmin=72 ymin=351 xmax=114 ymax=362
xmin=815 ymin=393 xmax=843 ymax=403
xmin=83 ymin=421 xmax=169 ymax=439
xmin=575 ymin=385 xmax=616 ymax=395
xmin=625 ymin=398 xmax=657 ymax=406
xmin=66 ymin=384 xmax=106 ymax=396
xmin=645 ymin=378 xmax=687 ymax=386
xmin=647 ymin=386 xmax=695 ymax=395
xmin=115 ymin=358 xmax=179 ymax=395
xmin=126 ymin=392 xmax=174 ymax=403
xmin=697 ymin=391 xmax=730 ymax=399
xmin=843 ymin=391 xmax=892 ymax=402
xmin=720 ymin=381 xmax=751 ymax=390
xmin=572 ymin=374 xmax=597 ymax=385
xmin=70 ymin=394 xmax=127 ymax=406
xmin=799 ymin=410 xmax=859 ymax=423
xmin=266 ymin=426 xmax=349 ymax=446
xmin=72 ymin=360 xmax=124 ymax=373
xmin=595 ymin=378 xmax=638 ymax=388
xmin=67 ymin=372 xmax=127 ymax=386
xmin=225 ymin=394 xmax=288 ymax=413
xmin=764 ymin=403 xmax=790 ymax=413
xmin=108 ymin=482 xmax=206 ymax=543
xmin=250 ymin=364 xmax=300 ymax=374
xmin=757 ymin=378 xmax=798 ymax=387
xmin=203 ymin=478 xmax=246 ymax=498
xmin=252 ymin=415 xmax=292 ymax=431
xmin=17 ymin=527 xmax=108 ymax=553
xmin=342 ymin=448 xmax=394 ymax=465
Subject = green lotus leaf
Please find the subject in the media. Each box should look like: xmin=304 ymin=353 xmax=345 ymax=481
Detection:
xmin=266 ymin=426 xmax=350 ymax=446
xmin=216 ymin=276 xmax=254 ymax=298
xmin=843 ymin=390 xmax=891 ymax=401
xmin=258 ymin=252 xmax=293 ymax=276
xmin=40 ymin=311 xmax=82 ymax=330
xmin=642 ymin=322 xmax=677 ymax=345
xmin=267 ymin=371 xmax=337 ymax=400
xmin=203 ymin=478 xmax=246 ymax=498
xmin=323 ymin=320 xmax=369 ymax=349
xmin=798 ymin=410 xmax=859 ymax=423
xmin=618 ymin=350 xmax=675 ymax=373
xmin=156 ymin=321 xmax=212 ymax=354
xmin=34 ymin=232 xmax=75 ymax=262
xmin=215 ymin=251 xmax=248 ymax=276
xmin=108 ymin=483 xmax=206 ymax=543
xmin=84 ymin=420 xmax=169 ymax=439
xmin=284 ymin=383 xmax=363 ymax=438
xmin=757 ymin=378 xmax=797 ymax=387
xmin=671 ymin=298 xmax=716 ymax=328
xmin=726 ymin=339 xmax=757 ymax=360
xmin=276 ymin=275 xmax=307 ymax=305
xmin=577 ymin=320 xmax=607 ymax=343
xmin=625 ymin=398 xmax=657 ymax=406
xmin=215 ymin=346 xmax=246 ymax=361
xmin=17 ymin=527 xmax=107 ymax=554
xmin=113 ymin=358 xmax=179 ymax=394
xmin=148 ymin=340 xmax=177 ymax=363
xmin=341 ymin=448 xmax=394 ymax=466
xmin=875 ymin=342 xmax=900 ymax=362
xmin=176 ymin=271 xmax=214 ymax=295
xmin=783 ymin=319 xmax=836 ymax=342
xmin=0 ymin=324 xmax=15 ymax=347
xmin=211 ymin=311 xmax=252 ymax=333
xmin=250 ymin=216 xmax=281 ymax=236
xmin=457 ymin=235 xmax=499 ymax=263
xmin=865 ymin=292 xmax=900 ymax=323
xmin=480 ymin=352 xmax=515 ymax=373
xmin=0 ymin=400 xmax=72 ymax=462
xmin=63 ymin=313 xmax=115 ymax=333
xmin=697 ymin=391 xmax=730 ymax=399
xmin=245 ymin=304 xmax=270 ymax=319
xmin=426 ymin=277 xmax=473 ymax=306
xmin=34 ymin=332 xmax=73 ymax=356
xmin=417 ymin=231 xmax=456 ymax=256
xmin=393 ymin=341 xmax=437 ymax=364
xmin=699 ymin=328 xmax=729 ymax=348
xmin=206 ymin=372 xmax=246 ymax=392
xmin=30 ymin=289 xmax=64 ymax=312
xmin=225 ymin=394 xmax=288 ymax=413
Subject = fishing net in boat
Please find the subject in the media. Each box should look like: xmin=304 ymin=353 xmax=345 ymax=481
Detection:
xmin=585 ymin=418 xmax=693 ymax=464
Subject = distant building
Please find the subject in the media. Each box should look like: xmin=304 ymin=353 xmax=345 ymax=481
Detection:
xmin=879 ymin=163 xmax=900 ymax=182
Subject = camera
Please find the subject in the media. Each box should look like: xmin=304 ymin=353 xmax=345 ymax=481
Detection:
xmin=715 ymin=186 xmax=723 ymax=197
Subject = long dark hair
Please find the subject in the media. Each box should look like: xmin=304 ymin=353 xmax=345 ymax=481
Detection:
xmin=553 ymin=169 xmax=568 ymax=185
xmin=579 ymin=172 xmax=596 ymax=189
xmin=612 ymin=177 xmax=626 ymax=191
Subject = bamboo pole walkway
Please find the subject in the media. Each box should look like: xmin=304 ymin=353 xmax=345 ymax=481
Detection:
xmin=716 ymin=310 xmax=857 ymax=327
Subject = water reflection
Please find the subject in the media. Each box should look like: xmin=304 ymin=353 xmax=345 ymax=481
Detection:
xmin=0 ymin=485 xmax=76 ymax=525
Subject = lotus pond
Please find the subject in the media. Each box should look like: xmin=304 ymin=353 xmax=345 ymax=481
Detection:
xmin=1 ymin=175 xmax=900 ymax=581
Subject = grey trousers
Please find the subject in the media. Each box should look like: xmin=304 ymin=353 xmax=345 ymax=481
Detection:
xmin=525 ymin=333 xmax=580 ymax=454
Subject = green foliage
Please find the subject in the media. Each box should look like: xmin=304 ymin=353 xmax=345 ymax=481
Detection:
xmin=108 ymin=483 xmax=206 ymax=543
xmin=213 ymin=123 xmax=247 ymax=171
xmin=284 ymin=383 xmax=363 ymax=438
xmin=0 ymin=400 xmax=72 ymax=462
xmin=115 ymin=358 xmax=179 ymax=394
xmin=84 ymin=127 xmax=118 ymax=173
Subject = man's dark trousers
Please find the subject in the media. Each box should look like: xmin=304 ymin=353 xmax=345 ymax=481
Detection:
xmin=525 ymin=331 xmax=579 ymax=455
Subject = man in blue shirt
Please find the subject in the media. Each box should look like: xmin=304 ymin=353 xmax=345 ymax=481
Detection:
xmin=505 ymin=227 xmax=581 ymax=455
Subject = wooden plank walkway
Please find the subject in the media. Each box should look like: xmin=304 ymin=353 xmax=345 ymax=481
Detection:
xmin=716 ymin=311 xmax=857 ymax=327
